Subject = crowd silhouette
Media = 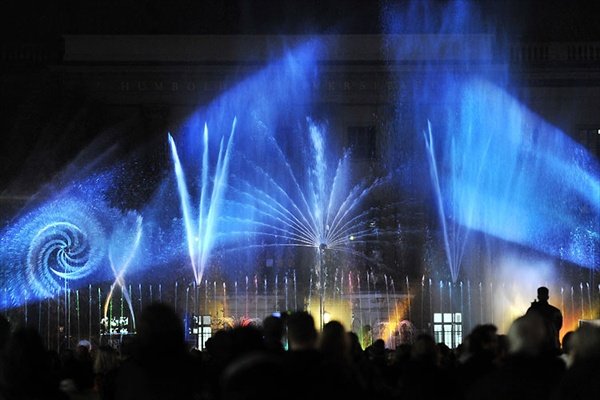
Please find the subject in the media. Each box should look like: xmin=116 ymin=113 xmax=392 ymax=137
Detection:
xmin=0 ymin=290 xmax=599 ymax=400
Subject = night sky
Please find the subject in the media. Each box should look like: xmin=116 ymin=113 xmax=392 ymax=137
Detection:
xmin=1 ymin=0 xmax=599 ymax=200
xmin=1 ymin=0 xmax=599 ymax=40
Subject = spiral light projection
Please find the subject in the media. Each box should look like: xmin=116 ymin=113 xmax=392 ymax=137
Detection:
xmin=28 ymin=222 xmax=94 ymax=284
xmin=168 ymin=118 xmax=237 ymax=284
xmin=1 ymin=198 xmax=107 ymax=306
xmin=103 ymin=215 xmax=143 ymax=329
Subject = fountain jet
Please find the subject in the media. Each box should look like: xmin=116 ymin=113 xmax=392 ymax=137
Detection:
xmin=103 ymin=214 xmax=143 ymax=330
xmin=168 ymin=119 xmax=237 ymax=284
xmin=224 ymin=119 xmax=390 ymax=259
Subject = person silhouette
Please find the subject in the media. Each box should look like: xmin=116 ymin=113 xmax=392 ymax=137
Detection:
xmin=526 ymin=286 xmax=563 ymax=353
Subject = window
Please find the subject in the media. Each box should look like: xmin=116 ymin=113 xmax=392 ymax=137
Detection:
xmin=192 ymin=315 xmax=212 ymax=350
xmin=347 ymin=126 xmax=376 ymax=160
xmin=433 ymin=312 xmax=462 ymax=348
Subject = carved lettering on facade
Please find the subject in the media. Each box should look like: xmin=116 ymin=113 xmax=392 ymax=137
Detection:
xmin=110 ymin=78 xmax=397 ymax=97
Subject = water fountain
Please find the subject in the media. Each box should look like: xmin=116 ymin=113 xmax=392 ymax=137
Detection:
xmin=1 ymin=4 xmax=599 ymax=351
xmin=168 ymin=120 xmax=236 ymax=285
xmin=381 ymin=3 xmax=600 ymax=347
xmin=220 ymin=118 xmax=393 ymax=329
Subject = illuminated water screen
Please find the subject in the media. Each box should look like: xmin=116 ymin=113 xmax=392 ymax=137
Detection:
xmin=385 ymin=1 xmax=599 ymax=283
xmin=0 ymin=40 xmax=324 ymax=311
xmin=0 ymin=2 xmax=598 ymax=342
xmin=423 ymin=80 xmax=600 ymax=282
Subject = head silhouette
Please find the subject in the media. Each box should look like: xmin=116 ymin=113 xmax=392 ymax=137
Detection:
xmin=537 ymin=286 xmax=549 ymax=301
xmin=287 ymin=311 xmax=317 ymax=350
xmin=135 ymin=302 xmax=186 ymax=362
xmin=320 ymin=320 xmax=349 ymax=360
xmin=508 ymin=315 xmax=546 ymax=355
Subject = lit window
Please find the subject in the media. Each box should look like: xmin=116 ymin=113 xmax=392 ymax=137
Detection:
xmin=193 ymin=315 xmax=212 ymax=350
xmin=432 ymin=312 xmax=462 ymax=348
